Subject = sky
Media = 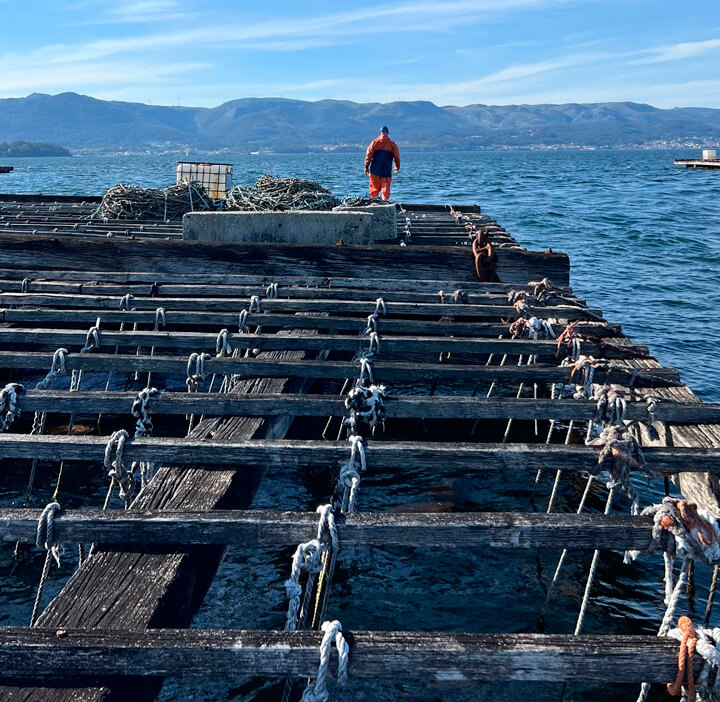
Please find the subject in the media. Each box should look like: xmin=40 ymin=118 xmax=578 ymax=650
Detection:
xmin=0 ymin=0 xmax=719 ymax=108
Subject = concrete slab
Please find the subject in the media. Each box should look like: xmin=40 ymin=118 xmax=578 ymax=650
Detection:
xmin=183 ymin=207 xmax=395 ymax=245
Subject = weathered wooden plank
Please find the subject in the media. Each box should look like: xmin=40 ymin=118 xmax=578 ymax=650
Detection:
xmin=0 ymin=628 xmax=687 ymax=684
xmin=0 ymin=509 xmax=655 ymax=550
xmin=0 ymin=351 xmax=679 ymax=384
xmin=0 ymin=234 xmax=570 ymax=285
xmin=0 ymin=269 xmax=573 ymax=294
xmin=11 ymin=391 xmax=720 ymax=423
xmin=0 ymin=309 xmax=623 ymax=337
xmin=1 ymin=435 xmax=716 ymax=473
xmin=0 ymin=292 xmax=599 ymax=319
xmin=0 ymin=328 xmax=637 ymax=358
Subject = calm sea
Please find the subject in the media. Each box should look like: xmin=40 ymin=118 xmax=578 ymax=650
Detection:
xmin=1 ymin=150 xmax=719 ymax=700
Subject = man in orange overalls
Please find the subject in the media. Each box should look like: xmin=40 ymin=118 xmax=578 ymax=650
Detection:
xmin=364 ymin=126 xmax=400 ymax=200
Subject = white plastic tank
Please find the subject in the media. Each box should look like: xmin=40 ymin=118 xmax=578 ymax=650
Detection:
xmin=702 ymin=149 xmax=717 ymax=161
xmin=176 ymin=162 xmax=233 ymax=199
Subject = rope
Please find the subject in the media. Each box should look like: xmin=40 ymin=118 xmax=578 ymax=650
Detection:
xmin=80 ymin=317 xmax=101 ymax=353
xmin=103 ymin=429 xmax=132 ymax=507
xmin=119 ymin=294 xmax=135 ymax=311
xmin=344 ymin=384 xmax=386 ymax=436
xmin=215 ymin=328 xmax=233 ymax=357
xmin=35 ymin=348 xmax=68 ymax=390
xmin=593 ymin=385 xmax=627 ymax=425
xmin=337 ymin=435 xmax=367 ymax=513
xmin=131 ymin=387 xmax=159 ymax=488
xmin=238 ymin=309 xmax=249 ymax=333
xmin=186 ymin=352 xmax=211 ymax=392
xmin=667 ymin=616 xmax=698 ymax=700
xmin=154 ymin=307 xmax=166 ymax=330
xmin=249 ymin=295 xmax=262 ymax=313
xmin=284 ymin=539 xmax=324 ymax=632
xmin=266 ymin=282 xmax=279 ymax=298
xmin=21 ymin=277 xmax=31 ymax=293
xmin=356 ymin=356 xmax=374 ymax=387
xmin=363 ymin=297 xmax=387 ymax=335
xmin=30 ymin=502 xmax=62 ymax=627
xmin=0 ymin=382 xmax=23 ymax=432
xmin=300 ymin=620 xmax=349 ymax=702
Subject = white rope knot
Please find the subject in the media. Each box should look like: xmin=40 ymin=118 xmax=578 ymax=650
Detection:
xmin=284 ymin=538 xmax=324 ymax=632
xmin=186 ymin=352 xmax=211 ymax=392
xmin=35 ymin=348 xmax=69 ymax=390
xmin=344 ymin=385 xmax=386 ymax=435
xmin=154 ymin=307 xmax=166 ymax=330
xmin=0 ymin=382 xmax=23 ymax=432
xmin=249 ymin=295 xmax=262 ymax=313
xmin=36 ymin=501 xmax=61 ymax=567
xmin=366 ymin=331 xmax=380 ymax=357
xmin=215 ymin=328 xmax=233 ymax=357
xmin=363 ymin=298 xmax=387 ymax=335
xmin=564 ymin=354 xmax=596 ymax=399
xmin=131 ymin=387 xmax=159 ymax=437
xmin=266 ymin=282 xmax=278 ymax=298
xmin=104 ymin=429 xmax=133 ymax=501
xmin=356 ymin=356 xmax=374 ymax=386
xmin=80 ymin=317 xmax=102 ymax=353
xmin=593 ymin=385 xmax=627 ymax=425
xmin=315 ymin=504 xmax=339 ymax=552
xmin=336 ymin=435 xmax=367 ymax=513
xmin=119 ymin=294 xmax=135 ymax=311
xmin=21 ymin=277 xmax=32 ymax=293
xmin=300 ymin=620 xmax=349 ymax=702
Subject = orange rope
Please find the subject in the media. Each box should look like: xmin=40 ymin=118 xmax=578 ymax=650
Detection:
xmin=667 ymin=616 xmax=697 ymax=700
xmin=660 ymin=498 xmax=717 ymax=547
xmin=471 ymin=231 xmax=495 ymax=281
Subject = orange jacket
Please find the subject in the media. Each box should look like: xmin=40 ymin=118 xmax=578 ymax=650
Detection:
xmin=365 ymin=135 xmax=400 ymax=176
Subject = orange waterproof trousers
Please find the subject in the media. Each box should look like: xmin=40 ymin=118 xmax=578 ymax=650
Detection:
xmin=369 ymin=174 xmax=392 ymax=200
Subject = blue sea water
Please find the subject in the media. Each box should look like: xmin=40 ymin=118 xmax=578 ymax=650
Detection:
xmin=1 ymin=150 xmax=719 ymax=701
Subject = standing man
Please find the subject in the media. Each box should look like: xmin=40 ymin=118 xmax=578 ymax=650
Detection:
xmin=364 ymin=126 xmax=400 ymax=200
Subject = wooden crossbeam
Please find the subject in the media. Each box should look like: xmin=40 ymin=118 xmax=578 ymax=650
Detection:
xmin=0 ymin=328 xmax=641 ymax=358
xmin=9 ymin=391 xmax=720 ymax=423
xmin=0 ymin=435 xmax=716 ymax=472
xmin=0 ymin=351 xmax=679 ymax=384
xmin=0 ymin=309 xmax=623 ymax=337
xmin=0 ymin=510 xmax=656 ymax=549
xmin=0 ymin=292 xmax=601 ymax=320
xmin=0 ymin=628 xmax=687 ymax=683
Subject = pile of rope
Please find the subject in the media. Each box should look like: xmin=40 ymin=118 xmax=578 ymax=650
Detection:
xmin=225 ymin=175 xmax=339 ymax=212
xmin=91 ymin=183 xmax=215 ymax=221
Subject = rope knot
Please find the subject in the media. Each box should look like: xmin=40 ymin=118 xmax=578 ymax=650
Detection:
xmin=119 ymin=294 xmax=135 ymax=311
xmin=186 ymin=352 xmax=211 ymax=392
xmin=215 ymin=328 xmax=233 ymax=357
xmin=131 ymin=387 xmax=159 ymax=437
xmin=81 ymin=318 xmax=102 ymax=353
xmin=35 ymin=348 xmax=69 ymax=390
xmin=104 ymin=429 xmax=132 ymax=501
xmin=667 ymin=616 xmax=698 ymax=700
xmin=0 ymin=382 xmax=24 ymax=432
xmin=300 ymin=620 xmax=349 ymax=702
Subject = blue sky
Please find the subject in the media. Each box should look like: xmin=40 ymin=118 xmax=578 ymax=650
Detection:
xmin=1 ymin=0 xmax=719 ymax=108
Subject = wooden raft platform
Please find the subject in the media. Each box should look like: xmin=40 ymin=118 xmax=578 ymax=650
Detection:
xmin=0 ymin=202 xmax=716 ymax=700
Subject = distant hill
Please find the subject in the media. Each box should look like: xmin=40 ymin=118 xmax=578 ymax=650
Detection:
xmin=0 ymin=93 xmax=718 ymax=152
xmin=0 ymin=139 xmax=71 ymax=157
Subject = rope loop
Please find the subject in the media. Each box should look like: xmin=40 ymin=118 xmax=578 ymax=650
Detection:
xmin=593 ymin=385 xmax=627 ymax=426
xmin=104 ymin=429 xmax=133 ymax=501
xmin=0 ymin=382 xmax=24 ymax=432
xmin=356 ymin=356 xmax=374 ymax=387
xmin=154 ymin=307 xmax=166 ymax=331
xmin=344 ymin=385 xmax=386 ymax=435
xmin=266 ymin=282 xmax=278 ymax=298
xmin=315 ymin=504 xmax=339 ymax=552
xmin=131 ymin=387 xmax=159 ymax=437
xmin=366 ymin=330 xmax=380 ymax=357
xmin=36 ymin=501 xmax=62 ymax=567
xmin=80 ymin=317 xmax=102 ymax=353
xmin=667 ymin=616 xmax=698 ymax=700
xmin=284 ymin=538 xmax=324 ymax=632
xmin=300 ymin=620 xmax=349 ymax=702
xmin=215 ymin=328 xmax=233 ymax=357
xmin=119 ymin=294 xmax=135 ymax=311
xmin=186 ymin=352 xmax=211 ymax=392
xmin=21 ymin=277 xmax=31 ymax=293
xmin=35 ymin=348 xmax=69 ymax=390
xmin=238 ymin=309 xmax=249 ymax=333
xmin=249 ymin=295 xmax=262 ymax=313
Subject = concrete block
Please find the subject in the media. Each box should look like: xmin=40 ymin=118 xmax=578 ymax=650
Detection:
xmin=183 ymin=208 xmax=393 ymax=245
xmin=333 ymin=202 xmax=397 ymax=241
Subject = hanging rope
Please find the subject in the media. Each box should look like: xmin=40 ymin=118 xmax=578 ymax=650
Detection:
xmin=336 ymin=435 xmax=367 ymax=514
xmin=300 ymin=620 xmax=349 ymax=702
xmin=215 ymin=328 xmax=233 ymax=357
xmin=363 ymin=298 xmax=387 ymax=335
xmin=186 ymin=352 xmax=211 ymax=392
xmin=593 ymin=385 xmax=627 ymax=425
xmin=131 ymin=387 xmax=159 ymax=488
xmin=284 ymin=539 xmax=324 ymax=632
xmin=80 ymin=317 xmax=102 ymax=353
xmin=667 ymin=616 xmax=698 ymax=700
xmin=266 ymin=282 xmax=279 ymax=298
xmin=35 ymin=348 xmax=69 ymax=390
xmin=30 ymin=501 xmax=62 ymax=627
xmin=344 ymin=384 xmax=386 ymax=436
xmin=119 ymin=293 xmax=135 ymax=311
xmin=0 ymin=382 xmax=23 ymax=432
xmin=103 ymin=429 xmax=132 ymax=508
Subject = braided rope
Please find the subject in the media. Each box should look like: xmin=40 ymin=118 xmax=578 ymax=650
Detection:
xmin=119 ymin=293 xmax=135 ymax=311
xmin=0 ymin=382 xmax=23 ymax=432
xmin=186 ymin=352 xmax=211 ymax=392
xmin=284 ymin=539 xmax=324 ymax=632
xmin=80 ymin=317 xmax=102 ymax=353
xmin=35 ymin=348 xmax=68 ymax=390
xmin=300 ymin=620 xmax=349 ymax=702
xmin=104 ymin=429 xmax=132 ymax=504
xmin=35 ymin=501 xmax=61 ymax=565
xmin=154 ymin=307 xmax=166 ymax=331
xmin=215 ymin=328 xmax=233 ymax=357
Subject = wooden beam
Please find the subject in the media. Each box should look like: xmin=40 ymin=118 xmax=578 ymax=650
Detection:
xmin=0 ymin=328 xmax=638 ymax=358
xmin=0 ymin=234 xmax=570 ymax=285
xmin=0 ymin=292 xmax=600 ymax=319
xmin=0 ymin=509 xmax=655 ymax=550
xmin=11 ymin=391 xmax=720 ymax=423
xmin=1 ymin=435 xmax=716 ymax=473
xmin=0 ymin=351 xmax=678 ymax=384
xmin=0 ymin=628 xmax=688 ymax=684
xmin=0 ymin=309 xmax=623 ymax=337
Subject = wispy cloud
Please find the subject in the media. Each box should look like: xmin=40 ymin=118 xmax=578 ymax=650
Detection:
xmin=635 ymin=37 xmax=720 ymax=64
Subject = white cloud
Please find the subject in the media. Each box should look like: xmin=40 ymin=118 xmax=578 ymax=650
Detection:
xmin=635 ymin=37 xmax=720 ymax=64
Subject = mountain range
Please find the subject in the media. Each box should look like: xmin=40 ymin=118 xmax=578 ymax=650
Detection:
xmin=1 ymin=92 xmax=719 ymax=152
